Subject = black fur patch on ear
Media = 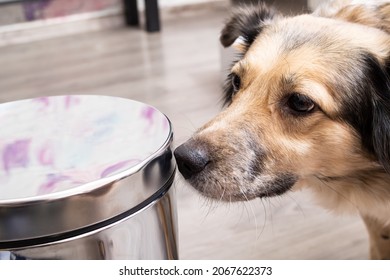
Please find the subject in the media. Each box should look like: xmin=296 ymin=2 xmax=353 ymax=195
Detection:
xmin=342 ymin=53 xmax=390 ymax=173
xmin=368 ymin=56 xmax=390 ymax=173
xmin=220 ymin=2 xmax=279 ymax=49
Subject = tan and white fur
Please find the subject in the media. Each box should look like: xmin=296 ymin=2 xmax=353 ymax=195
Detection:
xmin=174 ymin=0 xmax=390 ymax=259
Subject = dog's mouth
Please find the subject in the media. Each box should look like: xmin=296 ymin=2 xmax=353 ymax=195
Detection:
xmin=186 ymin=170 xmax=297 ymax=201
xmin=174 ymin=139 xmax=298 ymax=201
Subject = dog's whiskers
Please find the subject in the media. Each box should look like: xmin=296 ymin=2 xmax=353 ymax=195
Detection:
xmin=257 ymin=197 xmax=268 ymax=238
xmin=285 ymin=192 xmax=306 ymax=218
xmin=202 ymin=196 xmax=218 ymax=220
xmin=239 ymin=186 xmax=259 ymax=234
xmin=217 ymin=187 xmax=226 ymax=204
xmin=314 ymin=175 xmax=359 ymax=211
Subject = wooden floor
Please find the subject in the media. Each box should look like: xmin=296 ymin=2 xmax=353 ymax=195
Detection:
xmin=0 ymin=6 xmax=369 ymax=259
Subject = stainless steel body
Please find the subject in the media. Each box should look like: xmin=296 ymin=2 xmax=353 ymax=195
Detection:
xmin=0 ymin=96 xmax=178 ymax=260
xmin=1 ymin=184 xmax=177 ymax=260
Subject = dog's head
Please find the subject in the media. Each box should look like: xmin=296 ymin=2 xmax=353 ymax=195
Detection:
xmin=174 ymin=1 xmax=390 ymax=201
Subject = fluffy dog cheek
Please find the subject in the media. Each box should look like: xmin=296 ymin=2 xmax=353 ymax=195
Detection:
xmin=295 ymin=124 xmax=373 ymax=177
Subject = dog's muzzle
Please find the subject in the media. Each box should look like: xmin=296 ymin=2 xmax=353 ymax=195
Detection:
xmin=174 ymin=139 xmax=210 ymax=179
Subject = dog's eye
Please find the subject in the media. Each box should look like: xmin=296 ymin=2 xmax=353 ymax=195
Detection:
xmin=231 ymin=74 xmax=241 ymax=93
xmin=286 ymin=93 xmax=315 ymax=114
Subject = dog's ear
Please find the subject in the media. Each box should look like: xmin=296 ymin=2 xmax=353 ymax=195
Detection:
xmin=360 ymin=54 xmax=390 ymax=173
xmin=220 ymin=3 xmax=280 ymax=51
xmin=372 ymin=96 xmax=390 ymax=173
xmin=370 ymin=57 xmax=390 ymax=173
xmin=343 ymin=53 xmax=390 ymax=173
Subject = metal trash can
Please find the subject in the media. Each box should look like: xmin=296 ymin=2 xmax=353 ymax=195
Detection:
xmin=0 ymin=95 xmax=177 ymax=260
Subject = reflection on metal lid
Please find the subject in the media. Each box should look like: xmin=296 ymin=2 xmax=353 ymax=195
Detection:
xmin=0 ymin=96 xmax=175 ymax=243
xmin=0 ymin=95 xmax=170 ymax=200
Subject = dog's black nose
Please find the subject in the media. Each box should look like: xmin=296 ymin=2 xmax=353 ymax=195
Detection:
xmin=174 ymin=140 xmax=210 ymax=179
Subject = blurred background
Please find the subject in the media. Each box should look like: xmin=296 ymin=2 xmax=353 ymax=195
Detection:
xmin=0 ymin=0 xmax=369 ymax=259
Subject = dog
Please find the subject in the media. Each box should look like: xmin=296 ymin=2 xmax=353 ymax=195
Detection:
xmin=174 ymin=0 xmax=390 ymax=259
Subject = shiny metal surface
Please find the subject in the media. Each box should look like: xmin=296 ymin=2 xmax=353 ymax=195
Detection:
xmin=0 ymin=185 xmax=178 ymax=260
xmin=0 ymin=141 xmax=175 ymax=245
xmin=0 ymin=96 xmax=178 ymax=259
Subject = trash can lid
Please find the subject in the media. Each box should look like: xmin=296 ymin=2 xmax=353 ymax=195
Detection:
xmin=0 ymin=95 xmax=175 ymax=245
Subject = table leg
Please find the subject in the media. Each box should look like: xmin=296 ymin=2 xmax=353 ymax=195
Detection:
xmin=124 ymin=0 xmax=140 ymax=26
xmin=145 ymin=0 xmax=160 ymax=32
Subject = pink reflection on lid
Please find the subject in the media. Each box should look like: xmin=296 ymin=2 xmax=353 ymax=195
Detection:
xmin=141 ymin=106 xmax=156 ymax=124
xmin=3 ymin=139 xmax=31 ymax=173
xmin=38 ymin=174 xmax=70 ymax=195
xmin=37 ymin=144 xmax=55 ymax=166
xmin=100 ymin=159 xmax=142 ymax=178
xmin=64 ymin=96 xmax=80 ymax=109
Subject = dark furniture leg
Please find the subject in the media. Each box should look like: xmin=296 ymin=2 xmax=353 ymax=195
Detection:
xmin=145 ymin=0 xmax=160 ymax=32
xmin=123 ymin=0 xmax=139 ymax=26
